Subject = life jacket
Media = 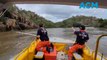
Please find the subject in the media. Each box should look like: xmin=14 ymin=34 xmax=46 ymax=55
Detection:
xmin=75 ymin=30 xmax=89 ymax=45
xmin=38 ymin=27 xmax=49 ymax=41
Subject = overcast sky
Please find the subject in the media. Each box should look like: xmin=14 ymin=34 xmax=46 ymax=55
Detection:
xmin=16 ymin=4 xmax=107 ymax=22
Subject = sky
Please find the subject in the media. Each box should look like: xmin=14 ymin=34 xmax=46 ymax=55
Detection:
xmin=16 ymin=4 xmax=107 ymax=22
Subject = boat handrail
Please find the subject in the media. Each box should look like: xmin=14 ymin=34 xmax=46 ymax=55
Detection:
xmin=92 ymin=51 xmax=107 ymax=60
xmin=94 ymin=34 xmax=107 ymax=60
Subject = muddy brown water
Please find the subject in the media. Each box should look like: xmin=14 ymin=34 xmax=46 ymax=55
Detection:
xmin=0 ymin=27 xmax=107 ymax=60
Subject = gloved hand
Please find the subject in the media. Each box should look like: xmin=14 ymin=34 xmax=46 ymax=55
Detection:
xmin=36 ymin=35 xmax=40 ymax=39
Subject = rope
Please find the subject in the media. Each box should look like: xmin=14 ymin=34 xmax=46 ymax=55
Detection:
xmin=0 ymin=1 xmax=16 ymax=18
xmin=0 ymin=1 xmax=32 ymax=60
xmin=0 ymin=7 xmax=9 ymax=18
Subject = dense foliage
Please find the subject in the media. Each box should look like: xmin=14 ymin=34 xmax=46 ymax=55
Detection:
xmin=0 ymin=4 xmax=107 ymax=32
xmin=55 ymin=16 xmax=107 ymax=28
xmin=0 ymin=4 xmax=55 ymax=31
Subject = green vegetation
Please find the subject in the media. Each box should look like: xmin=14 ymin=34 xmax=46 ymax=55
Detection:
xmin=0 ymin=5 xmax=55 ymax=31
xmin=0 ymin=5 xmax=107 ymax=31
xmin=96 ymin=19 xmax=107 ymax=28
xmin=55 ymin=16 xmax=107 ymax=28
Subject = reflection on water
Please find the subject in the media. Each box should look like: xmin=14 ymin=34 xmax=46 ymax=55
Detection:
xmin=0 ymin=27 xmax=107 ymax=60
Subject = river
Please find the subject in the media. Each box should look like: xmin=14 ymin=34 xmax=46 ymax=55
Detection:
xmin=0 ymin=27 xmax=107 ymax=60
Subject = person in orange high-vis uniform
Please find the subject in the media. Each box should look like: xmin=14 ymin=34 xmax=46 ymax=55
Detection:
xmin=68 ymin=25 xmax=89 ymax=60
xmin=36 ymin=41 xmax=50 ymax=53
xmin=36 ymin=24 xmax=50 ymax=52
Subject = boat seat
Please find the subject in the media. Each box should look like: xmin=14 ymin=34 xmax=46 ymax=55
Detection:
xmin=73 ymin=53 xmax=83 ymax=60
xmin=34 ymin=51 xmax=44 ymax=59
